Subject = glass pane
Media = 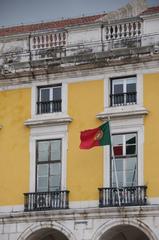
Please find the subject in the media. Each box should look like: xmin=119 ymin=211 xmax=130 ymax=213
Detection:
xmin=51 ymin=140 xmax=61 ymax=161
xmin=50 ymin=163 xmax=61 ymax=175
xmin=125 ymin=157 xmax=137 ymax=186
xmin=37 ymin=177 xmax=48 ymax=192
xmin=37 ymin=164 xmax=48 ymax=176
xmin=112 ymin=135 xmax=123 ymax=145
xmin=112 ymin=171 xmax=123 ymax=187
xmin=126 ymin=145 xmax=136 ymax=155
xmin=53 ymin=87 xmax=61 ymax=100
xmin=126 ymin=134 xmax=136 ymax=155
xmin=40 ymin=88 xmax=50 ymax=102
xmin=115 ymin=159 xmax=123 ymax=171
xmin=50 ymin=175 xmax=61 ymax=188
xmin=126 ymin=134 xmax=136 ymax=144
xmin=126 ymin=157 xmax=137 ymax=170
xmin=114 ymin=84 xmax=123 ymax=94
xmin=113 ymin=146 xmax=123 ymax=156
xmin=38 ymin=142 xmax=49 ymax=162
xmin=112 ymin=135 xmax=123 ymax=156
xmin=127 ymin=83 xmax=136 ymax=93
xmin=126 ymin=171 xmax=137 ymax=186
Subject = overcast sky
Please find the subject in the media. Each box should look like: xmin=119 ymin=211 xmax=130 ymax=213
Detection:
xmin=0 ymin=0 xmax=159 ymax=27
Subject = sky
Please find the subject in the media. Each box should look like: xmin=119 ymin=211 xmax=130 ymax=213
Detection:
xmin=0 ymin=0 xmax=159 ymax=27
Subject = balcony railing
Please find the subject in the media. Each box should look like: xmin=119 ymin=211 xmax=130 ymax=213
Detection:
xmin=99 ymin=186 xmax=147 ymax=207
xmin=110 ymin=92 xmax=137 ymax=106
xmin=37 ymin=100 xmax=62 ymax=114
xmin=32 ymin=32 xmax=67 ymax=49
xmin=24 ymin=190 xmax=69 ymax=211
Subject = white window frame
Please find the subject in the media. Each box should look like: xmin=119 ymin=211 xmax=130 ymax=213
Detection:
xmin=39 ymin=85 xmax=61 ymax=102
xmin=31 ymin=81 xmax=68 ymax=118
xmin=29 ymin=125 xmax=68 ymax=192
xmin=36 ymin=138 xmax=62 ymax=192
xmin=103 ymin=117 xmax=144 ymax=188
xmin=111 ymin=132 xmax=137 ymax=187
xmin=104 ymin=72 xmax=143 ymax=110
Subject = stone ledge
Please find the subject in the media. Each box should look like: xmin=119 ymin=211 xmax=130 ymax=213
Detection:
xmin=24 ymin=114 xmax=72 ymax=127
xmin=96 ymin=106 xmax=148 ymax=120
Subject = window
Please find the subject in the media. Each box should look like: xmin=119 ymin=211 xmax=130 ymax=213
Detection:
xmin=110 ymin=76 xmax=136 ymax=106
xmin=36 ymin=139 xmax=62 ymax=192
xmin=111 ymin=133 xmax=137 ymax=187
xmin=37 ymin=84 xmax=61 ymax=114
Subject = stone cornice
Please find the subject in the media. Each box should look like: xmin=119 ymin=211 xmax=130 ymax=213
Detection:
xmin=96 ymin=106 xmax=148 ymax=120
xmin=0 ymin=204 xmax=159 ymax=224
xmin=24 ymin=114 xmax=72 ymax=127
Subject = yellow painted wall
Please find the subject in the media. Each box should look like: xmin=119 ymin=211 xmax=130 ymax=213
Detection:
xmin=144 ymin=72 xmax=159 ymax=197
xmin=0 ymin=88 xmax=31 ymax=205
xmin=67 ymin=80 xmax=105 ymax=201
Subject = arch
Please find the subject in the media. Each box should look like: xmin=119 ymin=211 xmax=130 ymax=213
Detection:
xmin=18 ymin=221 xmax=77 ymax=240
xmin=92 ymin=218 xmax=158 ymax=240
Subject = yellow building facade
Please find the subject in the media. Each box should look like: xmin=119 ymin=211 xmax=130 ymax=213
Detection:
xmin=0 ymin=1 xmax=159 ymax=240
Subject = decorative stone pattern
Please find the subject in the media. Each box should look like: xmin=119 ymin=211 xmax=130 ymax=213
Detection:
xmin=0 ymin=206 xmax=159 ymax=240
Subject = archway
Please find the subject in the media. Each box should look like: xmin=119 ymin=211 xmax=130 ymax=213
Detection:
xmin=99 ymin=224 xmax=149 ymax=240
xmin=18 ymin=222 xmax=76 ymax=240
xmin=26 ymin=228 xmax=69 ymax=240
xmin=92 ymin=219 xmax=157 ymax=240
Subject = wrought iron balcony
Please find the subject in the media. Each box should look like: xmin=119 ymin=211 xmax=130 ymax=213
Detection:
xmin=24 ymin=190 xmax=69 ymax=211
xmin=110 ymin=92 xmax=137 ymax=106
xmin=37 ymin=99 xmax=62 ymax=114
xmin=99 ymin=186 xmax=147 ymax=207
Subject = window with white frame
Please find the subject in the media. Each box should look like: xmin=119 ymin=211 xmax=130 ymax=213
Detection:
xmin=37 ymin=84 xmax=62 ymax=114
xmin=110 ymin=76 xmax=137 ymax=106
xmin=111 ymin=133 xmax=137 ymax=187
xmin=36 ymin=139 xmax=62 ymax=192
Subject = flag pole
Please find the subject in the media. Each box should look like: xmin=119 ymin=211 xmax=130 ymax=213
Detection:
xmin=108 ymin=118 xmax=121 ymax=207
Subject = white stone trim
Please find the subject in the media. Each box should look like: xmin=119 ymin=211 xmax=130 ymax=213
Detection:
xmin=31 ymin=80 xmax=68 ymax=118
xmin=0 ymin=205 xmax=24 ymax=213
xmin=97 ymin=106 xmax=148 ymax=119
xmin=17 ymin=221 xmax=77 ymax=240
xmin=69 ymin=200 xmax=98 ymax=209
xmin=102 ymin=72 xmax=145 ymax=118
xmin=29 ymin=125 xmax=68 ymax=192
xmin=104 ymin=117 xmax=144 ymax=187
xmin=0 ymin=64 xmax=159 ymax=91
xmin=24 ymin=114 xmax=72 ymax=127
xmin=148 ymin=197 xmax=159 ymax=205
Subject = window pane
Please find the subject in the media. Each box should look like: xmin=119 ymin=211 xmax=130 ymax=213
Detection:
xmin=126 ymin=134 xmax=136 ymax=155
xmin=38 ymin=141 xmax=49 ymax=162
xmin=114 ymin=84 xmax=123 ymax=94
xmin=127 ymin=83 xmax=136 ymax=92
xmin=112 ymin=135 xmax=123 ymax=156
xmin=125 ymin=157 xmax=137 ymax=186
xmin=126 ymin=145 xmax=136 ymax=155
xmin=113 ymin=146 xmax=123 ymax=156
xmin=126 ymin=157 xmax=137 ymax=170
xmin=40 ymin=89 xmax=50 ymax=102
xmin=112 ymin=135 xmax=123 ymax=145
xmin=50 ymin=163 xmax=61 ymax=175
xmin=49 ymin=175 xmax=61 ymax=190
xmin=51 ymin=140 xmax=61 ymax=161
xmin=37 ymin=164 xmax=48 ymax=176
xmin=126 ymin=134 xmax=136 ymax=144
xmin=112 ymin=171 xmax=123 ymax=187
xmin=53 ymin=87 xmax=61 ymax=100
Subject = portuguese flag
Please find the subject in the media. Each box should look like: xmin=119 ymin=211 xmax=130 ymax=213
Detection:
xmin=80 ymin=122 xmax=111 ymax=149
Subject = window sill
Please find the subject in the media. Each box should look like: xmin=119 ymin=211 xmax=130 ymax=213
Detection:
xmin=24 ymin=113 xmax=72 ymax=127
xmin=96 ymin=105 xmax=148 ymax=120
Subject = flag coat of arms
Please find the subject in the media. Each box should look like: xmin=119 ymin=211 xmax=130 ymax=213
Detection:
xmin=80 ymin=122 xmax=111 ymax=149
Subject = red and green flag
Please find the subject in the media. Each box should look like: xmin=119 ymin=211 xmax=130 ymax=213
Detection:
xmin=80 ymin=122 xmax=111 ymax=149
